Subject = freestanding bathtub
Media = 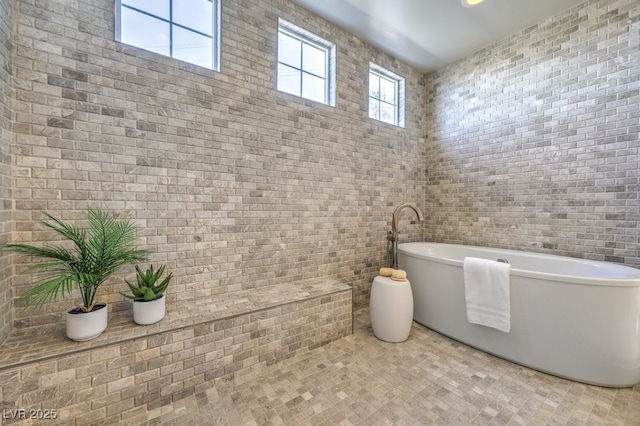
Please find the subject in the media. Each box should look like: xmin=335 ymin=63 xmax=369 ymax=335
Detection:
xmin=397 ymin=242 xmax=640 ymax=387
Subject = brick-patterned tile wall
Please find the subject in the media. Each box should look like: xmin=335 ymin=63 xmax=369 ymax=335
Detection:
xmin=425 ymin=0 xmax=640 ymax=265
xmin=0 ymin=0 xmax=14 ymax=344
xmin=0 ymin=288 xmax=352 ymax=425
xmin=9 ymin=0 xmax=426 ymax=331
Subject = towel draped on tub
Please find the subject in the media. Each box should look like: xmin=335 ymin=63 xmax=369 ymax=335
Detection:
xmin=463 ymin=257 xmax=512 ymax=332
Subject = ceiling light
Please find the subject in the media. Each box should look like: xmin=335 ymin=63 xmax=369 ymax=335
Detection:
xmin=462 ymin=0 xmax=484 ymax=7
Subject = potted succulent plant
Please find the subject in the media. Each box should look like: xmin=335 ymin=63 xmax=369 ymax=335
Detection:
xmin=3 ymin=208 xmax=149 ymax=341
xmin=122 ymin=264 xmax=172 ymax=325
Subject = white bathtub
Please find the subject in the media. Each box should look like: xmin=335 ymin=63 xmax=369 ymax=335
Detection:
xmin=397 ymin=242 xmax=640 ymax=387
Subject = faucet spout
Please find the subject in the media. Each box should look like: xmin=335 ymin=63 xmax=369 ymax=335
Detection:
xmin=392 ymin=203 xmax=424 ymax=236
xmin=389 ymin=203 xmax=424 ymax=269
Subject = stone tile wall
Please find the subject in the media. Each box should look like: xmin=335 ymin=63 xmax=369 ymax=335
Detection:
xmin=0 ymin=0 xmax=14 ymax=344
xmin=7 ymin=0 xmax=635 ymax=348
xmin=7 ymin=0 xmax=427 ymax=333
xmin=0 ymin=285 xmax=352 ymax=425
xmin=425 ymin=0 xmax=640 ymax=266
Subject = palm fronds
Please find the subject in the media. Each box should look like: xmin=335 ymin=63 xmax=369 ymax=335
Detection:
xmin=4 ymin=208 xmax=150 ymax=311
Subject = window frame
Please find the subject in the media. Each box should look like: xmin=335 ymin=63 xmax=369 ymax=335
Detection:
xmin=114 ymin=0 xmax=221 ymax=71
xmin=277 ymin=19 xmax=336 ymax=106
xmin=368 ymin=63 xmax=405 ymax=128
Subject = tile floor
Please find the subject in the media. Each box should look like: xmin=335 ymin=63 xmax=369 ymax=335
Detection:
xmin=138 ymin=308 xmax=640 ymax=425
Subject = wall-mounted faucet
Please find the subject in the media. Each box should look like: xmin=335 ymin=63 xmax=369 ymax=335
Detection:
xmin=388 ymin=203 xmax=425 ymax=269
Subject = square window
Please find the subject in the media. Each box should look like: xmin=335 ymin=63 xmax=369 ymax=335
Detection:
xmin=379 ymin=77 xmax=396 ymax=104
xmin=173 ymin=25 xmax=213 ymax=69
xmin=302 ymin=44 xmax=326 ymax=78
xmin=277 ymin=19 xmax=335 ymax=106
xmin=368 ymin=73 xmax=380 ymax=99
xmin=368 ymin=97 xmax=379 ymax=121
xmin=369 ymin=63 xmax=405 ymax=128
xmin=302 ymin=73 xmax=326 ymax=104
xmin=173 ymin=0 xmax=213 ymax=37
xmin=120 ymin=8 xmax=170 ymax=57
xmin=277 ymin=63 xmax=301 ymax=97
xmin=115 ymin=0 xmax=220 ymax=71
xmin=278 ymin=32 xmax=302 ymax=69
xmin=380 ymin=102 xmax=396 ymax=125
xmin=122 ymin=0 xmax=169 ymax=20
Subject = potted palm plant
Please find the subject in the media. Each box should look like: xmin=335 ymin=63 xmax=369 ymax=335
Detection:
xmin=122 ymin=264 xmax=172 ymax=325
xmin=3 ymin=208 xmax=149 ymax=341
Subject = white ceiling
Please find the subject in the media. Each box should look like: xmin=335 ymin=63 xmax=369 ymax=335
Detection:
xmin=291 ymin=0 xmax=586 ymax=72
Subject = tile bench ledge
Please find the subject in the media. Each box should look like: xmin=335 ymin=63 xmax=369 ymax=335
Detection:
xmin=0 ymin=277 xmax=352 ymax=371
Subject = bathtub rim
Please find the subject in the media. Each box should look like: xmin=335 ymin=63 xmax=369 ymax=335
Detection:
xmin=398 ymin=242 xmax=640 ymax=287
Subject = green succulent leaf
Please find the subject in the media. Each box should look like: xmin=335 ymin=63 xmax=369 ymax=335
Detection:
xmin=122 ymin=263 xmax=173 ymax=302
xmin=142 ymin=287 xmax=156 ymax=301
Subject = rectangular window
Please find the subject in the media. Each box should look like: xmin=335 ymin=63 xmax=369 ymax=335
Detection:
xmin=277 ymin=19 xmax=336 ymax=106
xmin=115 ymin=0 xmax=221 ymax=71
xmin=369 ymin=63 xmax=405 ymax=127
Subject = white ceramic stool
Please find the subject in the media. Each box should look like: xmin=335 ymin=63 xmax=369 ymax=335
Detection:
xmin=370 ymin=275 xmax=414 ymax=342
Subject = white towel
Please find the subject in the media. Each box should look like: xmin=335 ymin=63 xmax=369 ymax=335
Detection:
xmin=463 ymin=257 xmax=512 ymax=333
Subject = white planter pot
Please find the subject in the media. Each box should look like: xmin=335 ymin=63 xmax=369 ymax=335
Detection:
xmin=133 ymin=295 xmax=166 ymax=325
xmin=66 ymin=302 xmax=108 ymax=341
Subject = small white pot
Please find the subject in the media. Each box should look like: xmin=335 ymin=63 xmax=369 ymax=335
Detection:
xmin=133 ymin=295 xmax=166 ymax=325
xmin=66 ymin=302 xmax=108 ymax=341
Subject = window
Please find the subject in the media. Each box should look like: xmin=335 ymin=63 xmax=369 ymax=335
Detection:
xmin=277 ymin=19 xmax=336 ymax=106
xmin=369 ymin=63 xmax=405 ymax=127
xmin=115 ymin=0 xmax=221 ymax=71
